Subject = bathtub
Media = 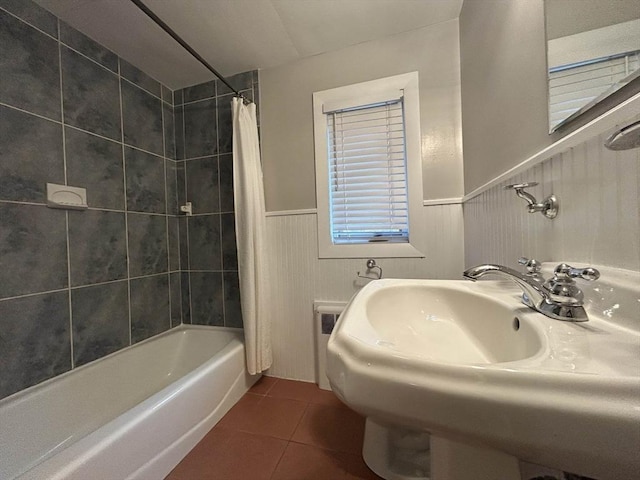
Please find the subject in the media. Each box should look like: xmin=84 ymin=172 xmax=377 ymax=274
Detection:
xmin=0 ymin=325 xmax=257 ymax=480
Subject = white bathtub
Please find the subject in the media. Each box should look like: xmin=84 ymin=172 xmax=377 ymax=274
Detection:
xmin=0 ymin=325 xmax=257 ymax=480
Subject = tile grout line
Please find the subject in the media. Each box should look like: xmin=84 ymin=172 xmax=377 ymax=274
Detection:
xmin=0 ymin=270 xmax=181 ymax=303
xmin=120 ymin=75 xmax=163 ymax=103
xmin=181 ymin=152 xmax=223 ymax=162
xmin=217 ymin=94 xmax=227 ymax=327
xmin=8 ymin=8 xmax=165 ymax=105
xmin=0 ymin=101 xmax=61 ymax=125
xmin=118 ymin=57 xmax=133 ymax=347
xmin=0 ymin=199 xmax=187 ymax=216
xmin=269 ymin=385 xmax=309 ymax=480
xmin=166 ymin=91 xmax=184 ymax=325
xmin=0 ymin=101 xmax=174 ymax=161
xmin=179 ymin=86 xmax=251 ymax=107
xmin=175 ymin=96 xmax=188 ymax=334
xmin=161 ymin=82 xmax=172 ymax=330
xmin=182 ymin=108 xmax=194 ymax=325
xmin=57 ymin=17 xmax=75 ymax=370
xmin=171 ymin=382 xmax=364 ymax=479
xmin=0 ymin=287 xmax=70 ymax=303
xmin=269 ymin=438 xmax=289 ymax=480
xmin=0 ymin=6 xmax=59 ymax=42
xmin=168 ymin=92 xmax=184 ymax=326
xmin=0 ymin=199 xmax=47 ymax=207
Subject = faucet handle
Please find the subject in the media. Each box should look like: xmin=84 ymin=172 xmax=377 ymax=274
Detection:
xmin=518 ymin=257 xmax=541 ymax=274
xmin=545 ymin=263 xmax=600 ymax=303
xmin=554 ymin=263 xmax=600 ymax=282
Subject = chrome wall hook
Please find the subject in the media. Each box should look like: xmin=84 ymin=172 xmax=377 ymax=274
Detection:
xmin=505 ymin=182 xmax=558 ymax=219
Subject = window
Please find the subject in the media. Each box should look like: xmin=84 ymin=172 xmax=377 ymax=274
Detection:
xmin=313 ymin=72 xmax=425 ymax=258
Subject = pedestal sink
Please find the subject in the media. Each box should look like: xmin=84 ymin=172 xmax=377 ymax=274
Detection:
xmin=326 ymin=274 xmax=640 ymax=480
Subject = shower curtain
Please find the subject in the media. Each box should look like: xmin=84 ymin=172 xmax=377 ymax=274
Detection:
xmin=231 ymin=97 xmax=272 ymax=375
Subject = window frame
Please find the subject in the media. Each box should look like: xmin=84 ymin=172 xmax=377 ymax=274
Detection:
xmin=313 ymin=72 xmax=425 ymax=259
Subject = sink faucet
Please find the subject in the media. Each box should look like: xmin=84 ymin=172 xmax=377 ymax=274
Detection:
xmin=463 ymin=262 xmax=600 ymax=322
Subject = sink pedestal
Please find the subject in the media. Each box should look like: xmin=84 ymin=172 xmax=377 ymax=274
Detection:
xmin=363 ymin=418 xmax=431 ymax=480
xmin=430 ymin=436 xmax=520 ymax=480
xmin=363 ymin=418 xmax=521 ymax=480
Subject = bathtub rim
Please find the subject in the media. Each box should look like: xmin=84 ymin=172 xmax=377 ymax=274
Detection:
xmin=0 ymin=324 xmax=244 ymax=408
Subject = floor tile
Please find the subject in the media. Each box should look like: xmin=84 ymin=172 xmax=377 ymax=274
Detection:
xmin=343 ymin=453 xmax=385 ymax=480
xmin=165 ymin=379 xmax=381 ymax=480
xmin=291 ymin=403 xmax=366 ymax=454
xmin=267 ymin=378 xmax=319 ymax=402
xmin=167 ymin=428 xmax=286 ymax=480
xmin=165 ymin=427 xmax=233 ymax=479
xmin=271 ymin=442 xmax=348 ymax=480
xmin=249 ymin=375 xmax=278 ymax=395
xmin=217 ymin=393 xmax=307 ymax=440
xmin=310 ymin=387 xmax=349 ymax=408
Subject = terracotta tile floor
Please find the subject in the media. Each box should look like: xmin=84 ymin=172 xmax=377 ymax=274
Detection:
xmin=166 ymin=376 xmax=383 ymax=480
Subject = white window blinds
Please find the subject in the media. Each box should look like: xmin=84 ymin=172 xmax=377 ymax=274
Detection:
xmin=326 ymin=99 xmax=409 ymax=244
xmin=549 ymin=51 xmax=640 ymax=130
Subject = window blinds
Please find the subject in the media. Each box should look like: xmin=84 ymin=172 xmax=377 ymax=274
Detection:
xmin=326 ymin=99 xmax=409 ymax=244
xmin=549 ymin=51 xmax=640 ymax=129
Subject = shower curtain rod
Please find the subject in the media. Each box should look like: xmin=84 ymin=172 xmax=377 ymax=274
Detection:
xmin=129 ymin=0 xmax=250 ymax=103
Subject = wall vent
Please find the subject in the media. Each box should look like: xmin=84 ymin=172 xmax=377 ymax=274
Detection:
xmin=314 ymin=301 xmax=347 ymax=390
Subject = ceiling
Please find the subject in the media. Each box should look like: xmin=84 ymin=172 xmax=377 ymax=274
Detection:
xmin=34 ymin=0 xmax=463 ymax=90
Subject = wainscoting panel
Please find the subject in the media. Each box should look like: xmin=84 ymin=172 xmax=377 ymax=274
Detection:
xmin=464 ymin=116 xmax=640 ymax=272
xmin=265 ymin=204 xmax=464 ymax=381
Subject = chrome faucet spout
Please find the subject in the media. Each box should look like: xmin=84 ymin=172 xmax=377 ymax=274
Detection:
xmin=463 ymin=264 xmax=547 ymax=310
xmin=463 ymin=263 xmax=598 ymax=322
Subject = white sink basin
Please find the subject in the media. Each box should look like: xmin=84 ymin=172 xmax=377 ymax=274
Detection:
xmin=327 ymin=277 xmax=640 ymax=480
xmin=366 ymin=283 xmax=542 ymax=364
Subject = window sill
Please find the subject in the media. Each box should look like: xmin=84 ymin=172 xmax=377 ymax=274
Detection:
xmin=318 ymin=241 xmax=425 ymax=259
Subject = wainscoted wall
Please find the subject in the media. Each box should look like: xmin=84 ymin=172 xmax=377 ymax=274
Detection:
xmin=173 ymin=71 xmax=259 ymax=328
xmin=0 ymin=0 xmax=181 ymax=400
xmin=464 ymin=114 xmax=640 ymax=272
xmin=264 ymin=205 xmax=464 ymax=381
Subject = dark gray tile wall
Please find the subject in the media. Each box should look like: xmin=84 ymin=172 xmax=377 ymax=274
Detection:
xmin=0 ymin=105 xmax=64 ymax=202
xmin=0 ymin=8 xmax=60 ymax=119
xmin=0 ymin=1 xmax=183 ymax=400
xmin=0 ymin=292 xmax=71 ymax=398
xmin=174 ymin=70 xmax=259 ymax=329
xmin=0 ymin=0 xmax=260 ymax=401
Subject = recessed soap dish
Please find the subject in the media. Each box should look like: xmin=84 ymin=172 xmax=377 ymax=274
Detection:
xmin=46 ymin=183 xmax=88 ymax=210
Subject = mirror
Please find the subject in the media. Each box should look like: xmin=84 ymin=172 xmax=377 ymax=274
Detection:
xmin=545 ymin=0 xmax=640 ymax=132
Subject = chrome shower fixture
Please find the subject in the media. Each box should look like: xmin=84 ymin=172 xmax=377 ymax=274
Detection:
xmin=505 ymin=182 xmax=558 ymax=219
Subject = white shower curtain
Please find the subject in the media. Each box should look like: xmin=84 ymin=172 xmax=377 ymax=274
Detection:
xmin=231 ymin=97 xmax=272 ymax=375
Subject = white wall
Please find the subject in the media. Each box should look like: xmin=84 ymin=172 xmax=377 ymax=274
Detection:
xmin=259 ymin=18 xmax=466 ymax=381
xmin=265 ymin=205 xmax=464 ymax=381
xmin=259 ymin=2 xmax=639 ymax=382
xmin=459 ymin=0 xmax=640 ymax=275
xmin=459 ymin=0 xmax=551 ymax=194
xmin=464 ymin=110 xmax=640 ymax=272
xmin=260 ymin=19 xmax=463 ymax=212
xmin=458 ymin=0 xmax=638 ymax=194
